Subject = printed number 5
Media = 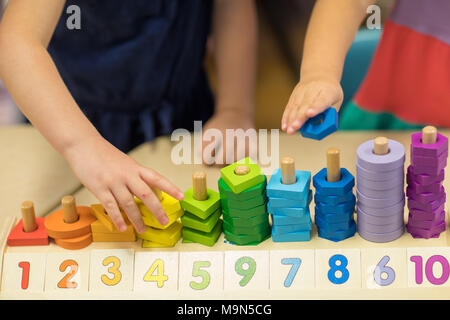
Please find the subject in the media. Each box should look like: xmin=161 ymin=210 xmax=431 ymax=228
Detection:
xmin=190 ymin=261 xmax=211 ymax=290
xmin=281 ymin=258 xmax=301 ymax=288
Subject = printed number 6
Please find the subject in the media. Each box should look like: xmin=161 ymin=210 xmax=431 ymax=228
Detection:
xmin=374 ymin=255 xmax=395 ymax=286
xmin=190 ymin=261 xmax=211 ymax=290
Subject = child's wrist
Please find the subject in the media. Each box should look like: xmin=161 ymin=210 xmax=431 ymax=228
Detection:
xmin=215 ymin=103 xmax=255 ymax=119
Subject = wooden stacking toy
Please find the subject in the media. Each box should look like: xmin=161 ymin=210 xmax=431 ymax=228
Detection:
xmin=267 ymin=157 xmax=312 ymax=242
xmin=299 ymin=107 xmax=338 ymax=140
xmin=7 ymin=201 xmax=49 ymax=246
xmin=219 ymin=157 xmax=269 ymax=245
xmin=406 ymin=126 xmax=448 ymax=238
xmin=135 ymin=187 xmax=184 ymax=247
xmin=313 ymin=148 xmax=356 ymax=242
xmin=356 ymin=137 xmax=406 ymax=242
xmin=90 ymin=204 xmax=136 ymax=242
xmin=44 ymin=196 xmax=96 ymax=249
xmin=181 ymin=172 xmax=222 ymax=246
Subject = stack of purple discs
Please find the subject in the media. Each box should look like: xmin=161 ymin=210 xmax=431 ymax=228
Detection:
xmin=356 ymin=138 xmax=406 ymax=243
xmin=406 ymin=129 xmax=448 ymax=239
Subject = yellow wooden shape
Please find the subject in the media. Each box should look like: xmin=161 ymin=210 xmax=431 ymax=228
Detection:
xmin=92 ymin=231 xmax=136 ymax=242
xmin=137 ymin=221 xmax=182 ymax=245
xmin=141 ymin=208 xmax=184 ymax=230
xmin=91 ymin=204 xmax=130 ymax=232
xmin=135 ymin=193 xmax=183 ymax=229
xmin=141 ymin=236 xmax=180 ymax=248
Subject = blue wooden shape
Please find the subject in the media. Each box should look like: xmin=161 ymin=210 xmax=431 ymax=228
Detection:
xmin=317 ymin=221 xmax=356 ymax=242
xmin=272 ymin=230 xmax=311 ymax=242
xmin=313 ymin=168 xmax=354 ymax=196
xmin=315 ymin=215 xmax=354 ymax=232
xmin=315 ymin=198 xmax=356 ymax=215
xmin=267 ymin=168 xmax=311 ymax=200
xmin=314 ymin=208 xmax=354 ymax=223
xmin=299 ymin=107 xmax=338 ymax=140
xmin=272 ymin=221 xmax=312 ymax=234
xmin=267 ymin=190 xmax=312 ymax=209
xmin=314 ymin=192 xmax=355 ymax=206
xmin=269 ymin=206 xmax=309 ymax=217
xmin=271 ymin=214 xmax=312 ymax=226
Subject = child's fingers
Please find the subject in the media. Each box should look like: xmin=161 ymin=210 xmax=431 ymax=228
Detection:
xmin=97 ymin=191 xmax=127 ymax=232
xmin=140 ymin=168 xmax=184 ymax=201
xmin=282 ymin=90 xmax=304 ymax=132
xmin=111 ymin=185 xmax=146 ymax=234
xmin=128 ymin=178 xmax=170 ymax=227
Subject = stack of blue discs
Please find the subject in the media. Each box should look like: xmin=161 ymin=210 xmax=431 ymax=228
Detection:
xmin=313 ymin=168 xmax=356 ymax=241
xmin=267 ymin=167 xmax=312 ymax=242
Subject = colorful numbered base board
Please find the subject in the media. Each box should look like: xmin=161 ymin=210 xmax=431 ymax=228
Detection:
xmin=2 ymin=212 xmax=450 ymax=299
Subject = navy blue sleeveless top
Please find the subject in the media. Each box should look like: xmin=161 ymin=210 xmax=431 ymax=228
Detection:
xmin=48 ymin=0 xmax=214 ymax=152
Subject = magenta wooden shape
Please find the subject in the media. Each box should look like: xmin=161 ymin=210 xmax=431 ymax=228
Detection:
xmin=407 ymin=211 xmax=445 ymax=229
xmin=407 ymin=165 xmax=445 ymax=185
xmin=411 ymin=151 xmax=448 ymax=167
xmin=409 ymin=206 xmax=445 ymax=221
xmin=408 ymin=193 xmax=446 ymax=211
xmin=406 ymin=186 xmax=445 ymax=203
xmin=407 ymin=221 xmax=446 ymax=239
xmin=411 ymin=132 xmax=448 ymax=157
xmin=407 ymin=179 xmax=442 ymax=193
xmin=412 ymin=161 xmax=447 ymax=176
xmin=357 ymin=139 xmax=405 ymax=173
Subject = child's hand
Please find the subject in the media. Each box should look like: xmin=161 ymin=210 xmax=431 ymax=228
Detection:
xmin=200 ymin=108 xmax=255 ymax=166
xmin=282 ymin=78 xmax=343 ymax=134
xmin=62 ymin=136 xmax=185 ymax=234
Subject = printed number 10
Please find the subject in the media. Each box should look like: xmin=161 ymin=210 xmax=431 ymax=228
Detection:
xmin=410 ymin=255 xmax=450 ymax=285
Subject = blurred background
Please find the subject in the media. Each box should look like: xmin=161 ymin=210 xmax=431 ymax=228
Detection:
xmin=0 ymin=0 xmax=393 ymax=129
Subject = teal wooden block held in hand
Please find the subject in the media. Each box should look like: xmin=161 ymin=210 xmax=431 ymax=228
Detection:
xmin=300 ymin=107 xmax=338 ymax=140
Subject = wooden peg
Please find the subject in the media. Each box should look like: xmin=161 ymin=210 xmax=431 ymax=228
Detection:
xmin=422 ymin=126 xmax=437 ymax=144
xmin=21 ymin=201 xmax=37 ymax=233
xmin=326 ymin=148 xmax=341 ymax=182
xmin=61 ymin=195 xmax=79 ymax=224
xmin=373 ymin=137 xmax=389 ymax=155
xmin=151 ymin=187 xmax=163 ymax=201
xmin=234 ymin=165 xmax=250 ymax=176
xmin=192 ymin=171 xmax=208 ymax=201
xmin=280 ymin=157 xmax=296 ymax=185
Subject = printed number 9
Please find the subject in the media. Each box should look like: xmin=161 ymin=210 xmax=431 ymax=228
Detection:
xmin=235 ymin=256 xmax=256 ymax=287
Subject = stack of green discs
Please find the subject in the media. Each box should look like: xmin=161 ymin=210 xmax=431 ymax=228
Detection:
xmin=180 ymin=172 xmax=222 ymax=247
xmin=219 ymin=157 xmax=270 ymax=245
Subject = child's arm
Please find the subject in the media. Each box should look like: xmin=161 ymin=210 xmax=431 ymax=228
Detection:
xmin=202 ymin=0 xmax=257 ymax=165
xmin=0 ymin=0 xmax=184 ymax=233
xmin=282 ymin=0 xmax=377 ymax=134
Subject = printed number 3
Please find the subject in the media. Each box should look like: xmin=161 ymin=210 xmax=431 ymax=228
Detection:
xmin=101 ymin=256 xmax=122 ymax=286
xmin=190 ymin=261 xmax=211 ymax=290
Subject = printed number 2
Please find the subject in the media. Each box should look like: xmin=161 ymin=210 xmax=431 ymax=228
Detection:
xmin=328 ymin=254 xmax=349 ymax=285
xmin=281 ymin=258 xmax=301 ymax=288
xmin=57 ymin=259 xmax=78 ymax=289
xmin=18 ymin=261 xmax=30 ymax=290
xmin=101 ymin=256 xmax=122 ymax=286
xmin=190 ymin=261 xmax=211 ymax=290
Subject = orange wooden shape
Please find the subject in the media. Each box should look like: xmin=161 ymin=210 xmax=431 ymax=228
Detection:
xmin=54 ymin=232 xmax=92 ymax=250
xmin=45 ymin=206 xmax=96 ymax=239
xmin=7 ymin=217 xmax=49 ymax=246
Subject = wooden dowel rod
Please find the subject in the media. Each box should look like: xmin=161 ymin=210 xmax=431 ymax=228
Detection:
xmin=422 ymin=126 xmax=437 ymax=144
xmin=21 ymin=201 xmax=37 ymax=233
xmin=234 ymin=165 xmax=250 ymax=176
xmin=192 ymin=172 xmax=208 ymax=201
xmin=281 ymin=157 xmax=296 ymax=185
xmin=326 ymin=148 xmax=341 ymax=182
xmin=62 ymin=195 xmax=79 ymax=224
xmin=373 ymin=137 xmax=389 ymax=155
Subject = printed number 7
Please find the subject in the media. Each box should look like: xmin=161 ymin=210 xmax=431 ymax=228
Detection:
xmin=281 ymin=258 xmax=301 ymax=288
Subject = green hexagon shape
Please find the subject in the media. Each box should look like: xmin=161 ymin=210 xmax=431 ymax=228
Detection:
xmin=180 ymin=188 xmax=221 ymax=220
xmin=220 ymin=157 xmax=265 ymax=194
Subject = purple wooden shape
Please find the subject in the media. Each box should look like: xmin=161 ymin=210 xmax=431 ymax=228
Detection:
xmin=357 ymin=198 xmax=405 ymax=217
xmin=407 ymin=165 xmax=445 ymax=185
xmin=406 ymin=186 xmax=445 ymax=203
xmin=407 ymin=193 xmax=446 ymax=211
xmin=407 ymin=221 xmax=446 ymax=238
xmin=357 ymin=163 xmax=404 ymax=181
xmin=407 ymin=179 xmax=442 ymax=193
xmin=358 ymin=225 xmax=404 ymax=243
xmin=356 ymin=189 xmax=405 ymax=208
xmin=412 ymin=161 xmax=447 ymax=176
xmin=411 ymin=150 xmax=448 ymax=167
xmin=357 ymin=139 xmax=405 ymax=172
xmin=411 ymin=132 xmax=448 ymax=157
xmin=358 ymin=183 xmax=405 ymax=199
xmin=409 ymin=205 xmax=445 ymax=220
xmin=357 ymin=207 xmax=404 ymax=226
xmin=407 ymin=211 xmax=445 ymax=229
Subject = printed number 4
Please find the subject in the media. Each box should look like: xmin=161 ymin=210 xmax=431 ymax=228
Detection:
xmin=144 ymin=259 xmax=168 ymax=288
xmin=190 ymin=261 xmax=211 ymax=290
xmin=281 ymin=258 xmax=301 ymax=288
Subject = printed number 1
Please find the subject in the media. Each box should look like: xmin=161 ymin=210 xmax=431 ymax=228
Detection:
xmin=281 ymin=258 xmax=301 ymax=288
xmin=18 ymin=261 xmax=30 ymax=290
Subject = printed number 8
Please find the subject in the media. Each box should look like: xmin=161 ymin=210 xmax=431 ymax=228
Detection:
xmin=328 ymin=254 xmax=349 ymax=284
